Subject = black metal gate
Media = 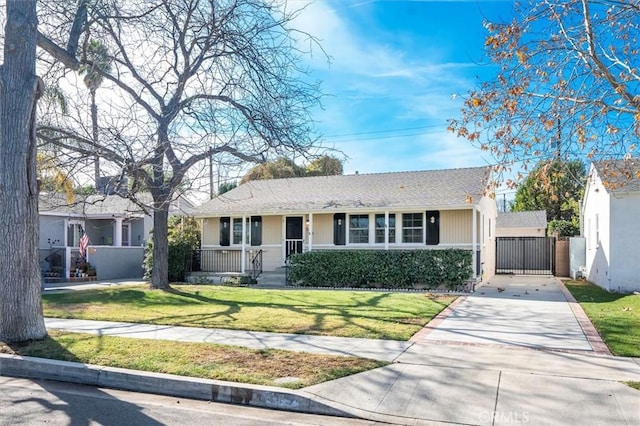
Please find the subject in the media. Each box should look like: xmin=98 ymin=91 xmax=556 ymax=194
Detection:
xmin=496 ymin=237 xmax=555 ymax=275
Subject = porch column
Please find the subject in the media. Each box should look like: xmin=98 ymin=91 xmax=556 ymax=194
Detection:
xmin=65 ymin=246 xmax=71 ymax=279
xmin=114 ymin=218 xmax=123 ymax=246
xmin=63 ymin=219 xmax=69 ymax=247
xmin=308 ymin=213 xmax=313 ymax=252
xmin=471 ymin=206 xmax=477 ymax=279
xmin=241 ymin=214 xmax=247 ymax=273
xmin=384 ymin=211 xmax=389 ymax=250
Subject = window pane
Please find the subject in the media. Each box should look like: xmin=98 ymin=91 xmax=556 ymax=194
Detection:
xmin=349 ymin=214 xmax=369 ymax=244
xmin=402 ymin=213 xmax=423 ymax=243
xmin=375 ymin=214 xmax=395 ymax=243
xmin=233 ymin=218 xmax=243 ymax=244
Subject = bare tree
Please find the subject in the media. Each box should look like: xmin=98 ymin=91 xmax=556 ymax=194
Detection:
xmin=0 ymin=0 xmax=85 ymax=342
xmin=448 ymin=0 xmax=640 ymax=185
xmin=38 ymin=0 xmax=324 ymax=290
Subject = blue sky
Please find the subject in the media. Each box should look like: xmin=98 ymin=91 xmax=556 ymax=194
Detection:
xmin=293 ymin=0 xmax=515 ymax=174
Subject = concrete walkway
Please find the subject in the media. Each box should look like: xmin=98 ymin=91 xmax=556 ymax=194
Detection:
xmin=303 ymin=276 xmax=640 ymax=425
xmin=44 ymin=318 xmax=411 ymax=363
xmin=28 ymin=276 xmax=640 ymax=424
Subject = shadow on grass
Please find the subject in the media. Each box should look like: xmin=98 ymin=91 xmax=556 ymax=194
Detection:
xmin=5 ymin=334 xmax=163 ymax=425
xmin=43 ymin=285 xmax=455 ymax=340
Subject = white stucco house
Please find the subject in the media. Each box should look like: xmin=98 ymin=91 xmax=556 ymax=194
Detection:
xmin=582 ymin=159 xmax=640 ymax=292
xmin=193 ymin=166 xmax=498 ymax=282
xmin=496 ymin=210 xmax=547 ymax=237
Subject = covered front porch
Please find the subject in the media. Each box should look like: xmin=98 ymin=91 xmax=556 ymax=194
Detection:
xmin=197 ymin=208 xmax=491 ymax=280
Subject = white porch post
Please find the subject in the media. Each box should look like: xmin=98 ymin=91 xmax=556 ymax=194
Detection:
xmin=114 ymin=218 xmax=123 ymax=246
xmin=65 ymin=247 xmax=71 ymax=279
xmin=308 ymin=213 xmax=313 ymax=252
xmin=241 ymin=214 xmax=247 ymax=273
xmin=63 ymin=219 xmax=69 ymax=247
xmin=384 ymin=211 xmax=389 ymax=250
xmin=471 ymin=206 xmax=477 ymax=279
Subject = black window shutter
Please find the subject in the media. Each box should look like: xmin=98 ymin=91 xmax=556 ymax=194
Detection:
xmin=426 ymin=210 xmax=440 ymax=245
xmin=250 ymin=216 xmax=262 ymax=246
xmin=333 ymin=213 xmax=346 ymax=245
xmin=220 ymin=217 xmax=230 ymax=246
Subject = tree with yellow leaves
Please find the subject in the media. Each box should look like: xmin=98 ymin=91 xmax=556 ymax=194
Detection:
xmin=448 ymin=0 xmax=640 ymax=185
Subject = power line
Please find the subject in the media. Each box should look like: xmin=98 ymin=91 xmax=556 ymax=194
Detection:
xmin=324 ymin=124 xmax=445 ymax=139
xmin=324 ymin=129 xmax=445 ymax=143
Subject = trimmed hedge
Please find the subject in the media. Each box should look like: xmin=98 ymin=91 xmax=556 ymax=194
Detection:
xmin=288 ymin=249 xmax=472 ymax=289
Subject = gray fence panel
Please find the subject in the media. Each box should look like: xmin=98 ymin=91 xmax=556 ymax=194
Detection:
xmin=496 ymin=237 xmax=555 ymax=275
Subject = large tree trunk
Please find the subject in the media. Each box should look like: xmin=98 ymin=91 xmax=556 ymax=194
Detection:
xmin=0 ymin=0 xmax=47 ymax=342
xmin=150 ymin=205 xmax=170 ymax=290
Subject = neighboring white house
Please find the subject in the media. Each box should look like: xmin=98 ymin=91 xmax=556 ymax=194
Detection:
xmin=496 ymin=210 xmax=547 ymax=237
xmin=193 ymin=166 xmax=498 ymax=282
xmin=582 ymin=159 xmax=640 ymax=292
xmin=39 ymin=192 xmax=194 ymax=281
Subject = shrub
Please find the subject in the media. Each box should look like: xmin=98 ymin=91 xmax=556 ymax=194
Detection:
xmin=288 ymin=249 xmax=472 ymax=289
xmin=143 ymin=216 xmax=201 ymax=282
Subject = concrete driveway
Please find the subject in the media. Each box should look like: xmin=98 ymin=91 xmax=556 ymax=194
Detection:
xmin=304 ymin=275 xmax=640 ymax=425
xmin=418 ymin=275 xmax=594 ymax=351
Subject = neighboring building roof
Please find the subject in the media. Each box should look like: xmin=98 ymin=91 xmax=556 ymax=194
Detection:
xmin=496 ymin=210 xmax=547 ymax=229
xmin=194 ymin=166 xmax=492 ymax=216
xmin=593 ymin=158 xmax=640 ymax=193
xmin=39 ymin=192 xmax=195 ymax=217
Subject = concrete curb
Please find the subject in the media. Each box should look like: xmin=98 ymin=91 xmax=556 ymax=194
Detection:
xmin=0 ymin=353 xmax=356 ymax=419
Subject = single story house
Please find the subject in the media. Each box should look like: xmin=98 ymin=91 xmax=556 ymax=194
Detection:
xmin=193 ymin=166 xmax=497 ymax=282
xmin=496 ymin=210 xmax=547 ymax=237
xmin=582 ymin=158 xmax=640 ymax=292
xmin=39 ymin=192 xmax=193 ymax=281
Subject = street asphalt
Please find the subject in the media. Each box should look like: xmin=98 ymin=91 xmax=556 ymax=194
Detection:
xmin=2 ymin=275 xmax=638 ymax=425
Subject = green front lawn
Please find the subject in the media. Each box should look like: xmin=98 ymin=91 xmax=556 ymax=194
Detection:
xmin=1 ymin=330 xmax=386 ymax=389
xmin=564 ymin=280 xmax=640 ymax=357
xmin=43 ymin=286 xmax=455 ymax=340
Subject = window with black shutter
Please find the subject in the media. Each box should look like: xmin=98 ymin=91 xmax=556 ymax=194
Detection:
xmin=220 ymin=217 xmax=230 ymax=246
xmin=250 ymin=216 xmax=262 ymax=246
xmin=425 ymin=210 xmax=440 ymax=245
xmin=333 ymin=213 xmax=346 ymax=245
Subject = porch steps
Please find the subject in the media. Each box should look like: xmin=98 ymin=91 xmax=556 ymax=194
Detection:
xmin=255 ymin=268 xmax=287 ymax=288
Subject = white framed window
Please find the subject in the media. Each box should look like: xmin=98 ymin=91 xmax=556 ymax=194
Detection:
xmin=122 ymin=223 xmax=130 ymax=246
xmin=66 ymin=221 xmax=85 ymax=247
xmin=402 ymin=213 xmax=423 ymax=243
xmin=232 ymin=217 xmax=249 ymax=245
xmin=375 ymin=214 xmax=395 ymax=244
xmin=349 ymin=214 xmax=369 ymax=244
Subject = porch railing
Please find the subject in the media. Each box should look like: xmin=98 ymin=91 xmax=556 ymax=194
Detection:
xmin=190 ymin=249 xmax=262 ymax=278
xmin=250 ymin=250 xmax=263 ymax=280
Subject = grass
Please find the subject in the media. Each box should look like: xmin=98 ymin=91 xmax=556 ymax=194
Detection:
xmin=42 ymin=285 xmax=455 ymax=340
xmin=564 ymin=280 xmax=640 ymax=357
xmin=626 ymin=382 xmax=640 ymax=391
xmin=0 ymin=330 xmax=386 ymax=389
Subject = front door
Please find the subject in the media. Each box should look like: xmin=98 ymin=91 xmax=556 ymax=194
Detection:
xmin=285 ymin=217 xmax=303 ymax=258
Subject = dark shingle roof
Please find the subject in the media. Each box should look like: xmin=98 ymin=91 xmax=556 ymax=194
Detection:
xmin=593 ymin=158 xmax=640 ymax=193
xmin=194 ymin=166 xmax=491 ymax=216
xmin=496 ymin=210 xmax=547 ymax=229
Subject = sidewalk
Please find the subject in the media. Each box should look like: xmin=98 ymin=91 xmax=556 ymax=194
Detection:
xmin=6 ymin=275 xmax=640 ymax=424
xmin=303 ymin=276 xmax=640 ymax=425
